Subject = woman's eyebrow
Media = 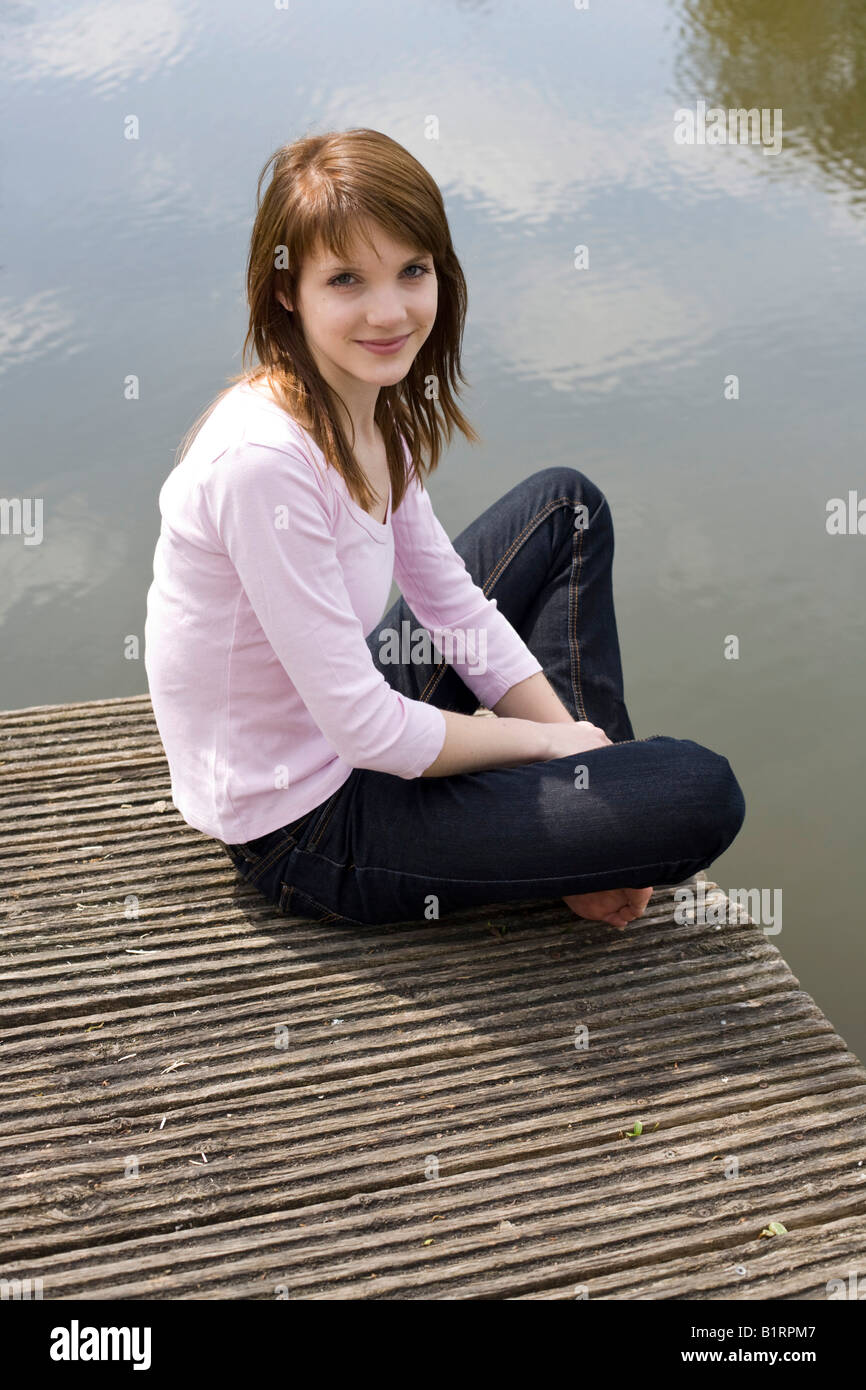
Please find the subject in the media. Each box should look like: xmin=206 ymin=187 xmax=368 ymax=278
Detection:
xmin=321 ymin=251 xmax=433 ymax=273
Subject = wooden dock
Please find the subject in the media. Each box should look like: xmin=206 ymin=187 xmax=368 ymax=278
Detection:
xmin=1 ymin=693 xmax=865 ymax=1300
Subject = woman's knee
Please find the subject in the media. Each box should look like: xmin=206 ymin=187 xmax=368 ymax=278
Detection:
xmin=679 ymin=739 xmax=746 ymax=858
xmin=526 ymin=465 xmax=607 ymax=518
xmin=647 ymin=736 xmax=745 ymax=861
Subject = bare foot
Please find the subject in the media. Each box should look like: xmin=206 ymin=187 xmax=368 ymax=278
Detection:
xmin=563 ymin=886 xmax=654 ymax=930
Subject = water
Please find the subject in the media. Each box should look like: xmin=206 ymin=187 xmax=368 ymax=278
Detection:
xmin=2 ymin=0 xmax=864 ymax=1055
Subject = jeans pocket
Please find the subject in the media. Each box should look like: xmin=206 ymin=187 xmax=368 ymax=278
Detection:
xmin=224 ymin=810 xmax=319 ymax=887
xmin=302 ymin=771 xmax=362 ymax=854
xmin=277 ymin=879 xmax=346 ymax=924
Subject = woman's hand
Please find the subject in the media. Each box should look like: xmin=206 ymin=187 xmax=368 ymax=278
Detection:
xmin=539 ymin=720 xmax=614 ymax=758
xmin=563 ymin=885 xmax=654 ymax=929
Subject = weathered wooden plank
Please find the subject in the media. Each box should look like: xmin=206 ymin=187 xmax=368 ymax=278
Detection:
xmin=1 ymin=1053 xmax=861 ymax=1259
xmin=0 ymin=931 xmax=800 ymax=1023
xmin=0 ymin=998 xmax=848 ymax=1146
xmin=2 ymin=1179 xmax=865 ymax=1301
xmin=524 ymin=1212 xmax=866 ymax=1300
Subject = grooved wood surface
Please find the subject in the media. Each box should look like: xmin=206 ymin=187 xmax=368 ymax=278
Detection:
xmin=1 ymin=695 xmax=864 ymax=1300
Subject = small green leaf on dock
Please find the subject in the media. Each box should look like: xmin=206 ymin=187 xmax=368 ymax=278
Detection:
xmin=759 ymin=1221 xmax=787 ymax=1238
xmin=625 ymin=1121 xmax=643 ymax=1138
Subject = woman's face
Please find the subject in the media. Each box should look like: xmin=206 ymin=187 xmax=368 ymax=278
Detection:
xmin=277 ymin=222 xmax=438 ymax=390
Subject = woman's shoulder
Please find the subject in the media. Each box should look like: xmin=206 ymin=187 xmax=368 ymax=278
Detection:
xmin=194 ymin=380 xmax=322 ymax=480
xmin=230 ymin=378 xmax=314 ymax=454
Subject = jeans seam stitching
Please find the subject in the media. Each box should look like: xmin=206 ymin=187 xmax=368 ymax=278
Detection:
xmin=482 ymin=496 xmax=573 ymax=592
xmin=307 ymin=784 xmax=349 ymax=848
xmin=246 ymin=835 xmax=296 ymax=882
xmin=419 ymin=658 xmax=449 ymax=702
xmin=569 ymin=520 xmax=586 ymax=719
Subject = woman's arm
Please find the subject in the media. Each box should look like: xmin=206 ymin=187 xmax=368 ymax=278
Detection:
xmin=491 ymin=669 xmax=576 ymax=724
xmin=420 ymin=702 xmax=611 ymax=776
xmin=420 ymin=710 xmax=552 ymax=776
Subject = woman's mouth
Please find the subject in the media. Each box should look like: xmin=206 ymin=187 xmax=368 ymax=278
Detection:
xmin=354 ymin=333 xmax=412 ymax=355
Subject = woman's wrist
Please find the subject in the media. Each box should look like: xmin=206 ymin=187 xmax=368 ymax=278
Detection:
xmin=504 ymin=716 xmax=557 ymax=763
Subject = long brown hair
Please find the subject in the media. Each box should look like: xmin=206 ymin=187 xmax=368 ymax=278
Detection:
xmin=176 ymin=128 xmax=480 ymax=513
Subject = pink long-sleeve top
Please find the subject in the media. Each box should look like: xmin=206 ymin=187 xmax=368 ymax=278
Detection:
xmin=144 ymin=380 xmax=543 ymax=844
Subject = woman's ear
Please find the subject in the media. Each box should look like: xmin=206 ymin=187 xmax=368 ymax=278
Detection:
xmin=276 ymin=290 xmax=293 ymax=313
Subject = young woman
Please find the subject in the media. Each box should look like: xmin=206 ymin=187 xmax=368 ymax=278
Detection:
xmin=144 ymin=128 xmax=745 ymax=930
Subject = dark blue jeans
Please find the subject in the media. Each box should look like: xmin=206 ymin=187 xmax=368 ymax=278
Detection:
xmin=219 ymin=467 xmax=746 ymax=926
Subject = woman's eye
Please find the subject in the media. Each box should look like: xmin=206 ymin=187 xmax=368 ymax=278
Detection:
xmin=328 ymin=264 xmax=431 ymax=288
